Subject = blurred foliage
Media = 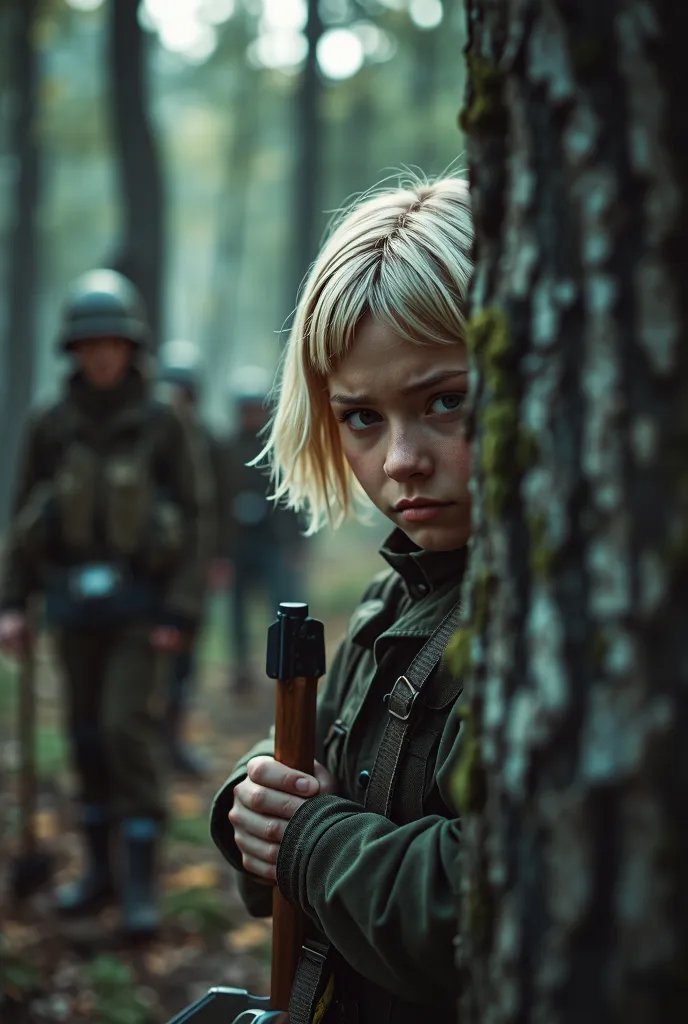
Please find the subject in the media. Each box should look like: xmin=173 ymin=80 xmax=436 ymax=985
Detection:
xmin=0 ymin=934 xmax=41 ymax=1001
xmin=81 ymin=955 xmax=158 ymax=1024
xmin=163 ymin=885 xmax=237 ymax=936
xmin=167 ymin=812 xmax=211 ymax=846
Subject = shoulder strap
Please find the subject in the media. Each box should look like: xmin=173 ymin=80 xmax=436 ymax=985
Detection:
xmin=289 ymin=591 xmax=462 ymax=1024
xmin=364 ymin=596 xmax=463 ymax=818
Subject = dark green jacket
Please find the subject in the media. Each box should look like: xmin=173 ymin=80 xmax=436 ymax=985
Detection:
xmin=211 ymin=530 xmax=466 ymax=1023
xmin=0 ymin=368 xmax=210 ymax=627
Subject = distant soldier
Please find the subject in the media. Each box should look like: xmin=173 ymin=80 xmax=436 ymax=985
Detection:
xmin=0 ymin=270 xmax=207 ymax=936
xmin=156 ymin=339 xmax=225 ymax=777
xmin=224 ymin=365 xmax=307 ymax=694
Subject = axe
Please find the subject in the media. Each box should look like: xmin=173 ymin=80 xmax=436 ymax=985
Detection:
xmin=166 ymin=601 xmax=325 ymax=1024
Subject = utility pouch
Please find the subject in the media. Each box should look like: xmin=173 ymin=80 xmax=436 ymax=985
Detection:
xmin=68 ymin=563 xmax=124 ymax=603
xmin=105 ymin=452 xmax=152 ymax=556
xmin=56 ymin=442 xmax=98 ymax=551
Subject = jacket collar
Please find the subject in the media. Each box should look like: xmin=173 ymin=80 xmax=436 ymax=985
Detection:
xmin=379 ymin=528 xmax=467 ymax=603
xmin=63 ymin=368 xmax=151 ymax=439
xmin=67 ymin=367 xmax=147 ymax=423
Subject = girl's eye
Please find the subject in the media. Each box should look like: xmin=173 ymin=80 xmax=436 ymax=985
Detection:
xmin=341 ymin=408 xmax=382 ymax=431
xmin=429 ymin=392 xmax=466 ymax=415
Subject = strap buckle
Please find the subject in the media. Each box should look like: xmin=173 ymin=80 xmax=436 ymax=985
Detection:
xmin=387 ymin=675 xmax=420 ymax=721
xmin=301 ymin=938 xmax=329 ymax=965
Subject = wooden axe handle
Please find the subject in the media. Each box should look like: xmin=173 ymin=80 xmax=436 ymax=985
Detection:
xmin=270 ymin=674 xmax=319 ymax=1014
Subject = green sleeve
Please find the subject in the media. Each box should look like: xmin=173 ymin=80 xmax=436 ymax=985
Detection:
xmin=275 ymin=721 xmax=463 ymax=1005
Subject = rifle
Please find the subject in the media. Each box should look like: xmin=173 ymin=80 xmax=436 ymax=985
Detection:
xmin=167 ymin=602 xmax=325 ymax=1024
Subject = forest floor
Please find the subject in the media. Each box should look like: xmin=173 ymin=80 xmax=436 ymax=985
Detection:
xmin=0 ymin=529 xmax=379 ymax=1024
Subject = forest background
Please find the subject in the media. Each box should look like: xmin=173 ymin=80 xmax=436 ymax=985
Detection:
xmin=0 ymin=3 xmax=468 ymax=1022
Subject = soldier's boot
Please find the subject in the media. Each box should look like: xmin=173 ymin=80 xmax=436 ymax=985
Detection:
xmin=56 ymin=811 xmax=115 ymax=915
xmin=120 ymin=818 xmax=160 ymax=939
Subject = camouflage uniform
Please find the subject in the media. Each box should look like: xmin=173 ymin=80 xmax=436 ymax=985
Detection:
xmin=0 ymin=271 xmax=209 ymax=933
xmin=211 ymin=529 xmax=466 ymax=1023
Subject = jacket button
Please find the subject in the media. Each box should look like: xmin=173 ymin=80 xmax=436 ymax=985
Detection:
xmin=416 ymin=582 xmax=429 ymax=595
xmin=358 ymin=770 xmax=370 ymax=790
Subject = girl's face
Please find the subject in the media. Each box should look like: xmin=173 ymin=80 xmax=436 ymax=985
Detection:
xmin=327 ymin=317 xmax=472 ymax=551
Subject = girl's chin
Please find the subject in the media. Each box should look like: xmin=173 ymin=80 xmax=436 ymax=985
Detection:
xmin=396 ymin=519 xmax=471 ymax=552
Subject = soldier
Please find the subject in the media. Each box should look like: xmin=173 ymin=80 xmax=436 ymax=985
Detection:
xmin=210 ymin=178 xmax=473 ymax=1021
xmin=224 ymin=366 xmax=307 ymax=695
xmin=156 ymin=338 xmax=225 ymax=777
xmin=0 ymin=270 xmax=207 ymax=937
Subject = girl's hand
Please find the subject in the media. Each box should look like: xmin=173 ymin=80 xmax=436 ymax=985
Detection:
xmin=230 ymin=756 xmax=337 ymax=882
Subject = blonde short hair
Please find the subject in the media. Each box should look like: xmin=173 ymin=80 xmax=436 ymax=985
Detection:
xmin=264 ymin=175 xmax=473 ymax=533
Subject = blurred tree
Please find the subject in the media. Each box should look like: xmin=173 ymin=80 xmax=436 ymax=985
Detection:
xmin=0 ymin=0 xmax=40 ymax=525
xmin=202 ymin=13 xmax=257 ymax=387
xmin=453 ymin=1 xmax=688 ymax=1021
xmin=284 ymin=0 xmax=325 ymax=328
xmin=107 ymin=0 xmax=164 ymax=349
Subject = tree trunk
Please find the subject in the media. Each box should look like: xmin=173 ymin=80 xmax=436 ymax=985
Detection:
xmin=0 ymin=0 xmax=39 ymax=526
xmin=454 ymin=2 xmax=688 ymax=1021
xmin=107 ymin=0 xmax=164 ymax=349
xmin=283 ymin=0 xmax=324 ymax=329
xmin=204 ymin=55 xmax=257 ymax=409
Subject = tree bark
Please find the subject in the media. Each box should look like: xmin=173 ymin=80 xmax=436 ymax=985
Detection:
xmin=107 ymin=0 xmax=164 ymax=349
xmin=454 ymin=1 xmax=688 ymax=1021
xmin=0 ymin=0 xmax=39 ymax=526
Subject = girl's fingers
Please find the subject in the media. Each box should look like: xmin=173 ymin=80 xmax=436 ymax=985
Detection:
xmin=236 ymin=777 xmax=308 ymax=821
xmin=313 ymin=759 xmax=338 ymax=794
xmin=241 ymin=852 xmax=277 ymax=883
xmin=235 ymin=830 xmax=280 ymax=867
xmin=247 ymin=756 xmax=319 ymax=797
xmin=230 ymin=801 xmax=288 ymax=844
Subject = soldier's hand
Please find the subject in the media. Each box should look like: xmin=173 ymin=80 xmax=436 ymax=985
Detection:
xmin=0 ymin=612 xmax=30 ymax=659
xmin=150 ymin=626 xmax=184 ymax=652
xmin=230 ymin=755 xmax=338 ymax=882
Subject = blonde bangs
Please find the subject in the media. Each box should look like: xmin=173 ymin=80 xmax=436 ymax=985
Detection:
xmin=264 ymin=175 xmax=473 ymax=534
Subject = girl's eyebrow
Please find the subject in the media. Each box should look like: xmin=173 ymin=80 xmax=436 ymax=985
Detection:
xmin=328 ymin=368 xmax=468 ymax=405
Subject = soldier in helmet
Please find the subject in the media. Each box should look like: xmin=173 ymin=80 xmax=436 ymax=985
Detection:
xmin=224 ymin=365 xmax=307 ymax=694
xmin=0 ymin=270 xmax=208 ymax=937
xmin=156 ymin=339 xmax=226 ymax=777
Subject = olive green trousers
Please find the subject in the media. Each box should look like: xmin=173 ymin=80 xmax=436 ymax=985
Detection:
xmin=55 ymin=623 xmax=167 ymax=822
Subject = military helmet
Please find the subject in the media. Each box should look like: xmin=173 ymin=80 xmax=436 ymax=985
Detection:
xmin=58 ymin=269 xmax=150 ymax=351
xmin=228 ymin=364 xmax=272 ymax=405
xmin=158 ymin=339 xmax=202 ymax=391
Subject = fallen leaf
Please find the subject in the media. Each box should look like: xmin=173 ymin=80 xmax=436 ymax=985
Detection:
xmin=34 ymin=810 xmax=60 ymax=839
xmin=2 ymin=920 xmax=39 ymax=949
xmin=171 ymin=790 xmax=203 ymax=818
xmin=165 ymin=863 xmax=219 ymax=891
xmin=145 ymin=950 xmax=173 ymax=977
xmin=225 ymin=920 xmax=271 ymax=953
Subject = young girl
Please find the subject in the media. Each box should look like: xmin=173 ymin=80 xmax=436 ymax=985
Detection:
xmin=211 ymin=176 xmax=474 ymax=1023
